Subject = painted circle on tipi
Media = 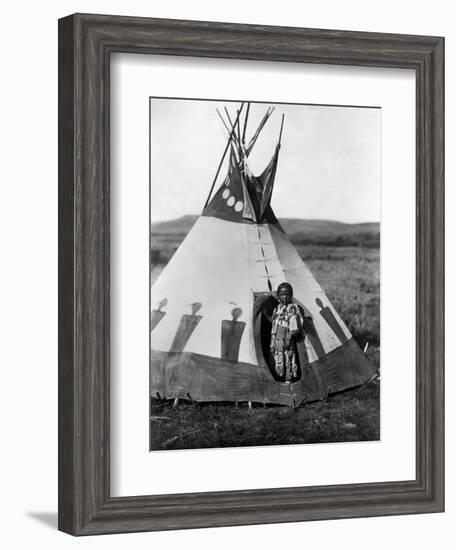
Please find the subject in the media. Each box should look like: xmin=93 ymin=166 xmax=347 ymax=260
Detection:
xmin=227 ymin=196 xmax=235 ymax=207
xmin=234 ymin=201 xmax=243 ymax=212
xmin=222 ymin=188 xmax=230 ymax=199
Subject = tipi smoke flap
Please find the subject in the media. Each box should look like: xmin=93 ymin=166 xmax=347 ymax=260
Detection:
xmin=150 ymin=103 xmax=376 ymax=407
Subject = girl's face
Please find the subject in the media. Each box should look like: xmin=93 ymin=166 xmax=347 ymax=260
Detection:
xmin=278 ymin=287 xmax=292 ymax=305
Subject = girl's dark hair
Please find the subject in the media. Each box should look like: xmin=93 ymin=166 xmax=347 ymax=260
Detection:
xmin=277 ymin=282 xmax=293 ymax=295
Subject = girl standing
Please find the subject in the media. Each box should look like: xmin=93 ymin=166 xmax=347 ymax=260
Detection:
xmin=270 ymin=282 xmax=304 ymax=382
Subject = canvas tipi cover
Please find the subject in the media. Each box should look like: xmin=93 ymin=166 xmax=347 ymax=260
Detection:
xmin=150 ymin=104 xmax=376 ymax=407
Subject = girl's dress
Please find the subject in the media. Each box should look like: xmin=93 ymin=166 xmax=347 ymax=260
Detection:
xmin=270 ymin=302 xmax=304 ymax=382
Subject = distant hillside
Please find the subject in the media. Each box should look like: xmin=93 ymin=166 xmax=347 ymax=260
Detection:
xmin=151 ymin=215 xmax=380 ymax=248
xmin=279 ymin=219 xmax=379 ymax=237
xmin=279 ymin=219 xmax=380 ymax=248
xmin=151 ymin=215 xmax=198 ymax=235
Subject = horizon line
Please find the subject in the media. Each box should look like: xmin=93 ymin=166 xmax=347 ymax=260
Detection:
xmin=150 ymin=214 xmax=381 ymax=225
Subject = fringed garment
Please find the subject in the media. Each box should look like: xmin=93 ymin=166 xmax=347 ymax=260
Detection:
xmin=270 ymin=303 xmax=304 ymax=382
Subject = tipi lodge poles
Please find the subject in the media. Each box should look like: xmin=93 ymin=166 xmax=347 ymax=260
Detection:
xmin=241 ymin=102 xmax=251 ymax=147
xmin=203 ymin=102 xmax=245 ymax=209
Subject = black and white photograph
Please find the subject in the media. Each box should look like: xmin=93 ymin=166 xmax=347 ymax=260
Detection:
xmin=149 ymin=98 xmax=381 ymax=451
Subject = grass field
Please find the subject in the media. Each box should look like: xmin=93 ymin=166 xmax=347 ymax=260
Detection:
xmin=150 ymin=380 xmax=379 ymax=450
xmin=150 ymin=217 xmax=380 ymax=450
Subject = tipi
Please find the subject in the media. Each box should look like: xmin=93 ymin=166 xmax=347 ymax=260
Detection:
xmin=150 ymin=103 xmax=376 ymax=407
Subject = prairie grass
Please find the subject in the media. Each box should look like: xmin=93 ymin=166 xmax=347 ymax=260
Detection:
xmin=301 ymin=245 xmax=380 ymax=350
xmin=150 ymin=380 xmax=380 ymax=450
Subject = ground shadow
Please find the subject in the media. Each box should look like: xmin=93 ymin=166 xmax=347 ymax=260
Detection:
xmin=26 ymin=511 xmax=58 ymax=530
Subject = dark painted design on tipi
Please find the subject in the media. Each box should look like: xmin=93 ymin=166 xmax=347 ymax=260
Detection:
xmin=150 ymin=298 xmax=168 ymax=332
xmin=315 ymin=297 xmax=348 ymax=344
xmin=169 ymin=302 xmax=203 ymax=353
xmin=202 ymin=148 xmax=279 ymax=226
xmin=302 ymin=316 xmax=326 ymax=359
xmin=221 ymin=307 xmax=246 ymax=362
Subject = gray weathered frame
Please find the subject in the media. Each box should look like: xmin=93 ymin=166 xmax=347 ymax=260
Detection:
xmin=58 ymin=13 xmax=444 ymax=536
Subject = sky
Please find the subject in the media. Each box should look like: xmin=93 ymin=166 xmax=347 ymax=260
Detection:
xmin=149 ymin=98 xmax=381 ymax=224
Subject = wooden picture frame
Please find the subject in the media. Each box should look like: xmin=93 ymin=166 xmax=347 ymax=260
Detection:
xmin=58 ymin=13 xmax=444 ymax=535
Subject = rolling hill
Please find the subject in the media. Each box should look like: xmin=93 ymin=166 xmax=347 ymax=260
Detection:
xmin=151 ymin=215 xmax=380 ymax=248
